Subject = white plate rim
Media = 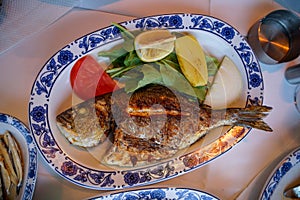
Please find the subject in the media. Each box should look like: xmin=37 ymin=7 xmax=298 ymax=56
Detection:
xmin=0 ymin=113 xmax=38 ymax=200
xmin=28 ymin=13 xmax=264 ymax=190
xmin=89 ymin=187 xmax=220 ymax=200
xmin=259 ymin=146 xmax=300 ymax=200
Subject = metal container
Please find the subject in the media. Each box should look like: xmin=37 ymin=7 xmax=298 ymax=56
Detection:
xmin=247 ymin=10 xmax=300 ymax=64
xmin=294 ymin=84 xmax=300 ymax=113
xmin=285 ymin=63 xmax=300 ymax=84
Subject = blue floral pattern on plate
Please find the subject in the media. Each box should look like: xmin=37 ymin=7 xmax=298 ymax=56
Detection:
xmin=260 ymin=147 xmax=300 ymax=200
xmin=89 ymin=188 xmax=219 ymax=200
xmin=28 ymin=13 xmax=264 ymax=190
xmin=0 ymin=113 xmax=38 ymax=200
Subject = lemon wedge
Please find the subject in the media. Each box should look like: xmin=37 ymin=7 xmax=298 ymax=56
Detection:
xmin=175 ymin=34 xmax=208 ymax=87
xmin=134 ymin=29 xmax=176 ymax=62
xmin=204 ymin=56 xmax=243 ymax=109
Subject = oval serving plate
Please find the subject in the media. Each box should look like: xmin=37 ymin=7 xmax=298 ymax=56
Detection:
xmin=28 ymin=13 xmax=264 ymax=190
xmin=259 ymin=147 xmax=300 ymax=200
xmin=89 ymin=187 xmax=219 ymax=200
xmin=0 ymin=113 xmax=38 ymax=200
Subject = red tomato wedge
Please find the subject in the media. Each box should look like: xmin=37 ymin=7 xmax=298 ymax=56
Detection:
xmin=70 ymin=55 xmax=119 ymax=100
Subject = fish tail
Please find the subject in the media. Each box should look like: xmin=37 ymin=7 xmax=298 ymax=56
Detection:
xmin=230 ymin=105 xmax=273 ymax=132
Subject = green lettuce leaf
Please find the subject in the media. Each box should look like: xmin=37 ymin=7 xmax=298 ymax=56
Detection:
xmin=123 ymin=64 xmax=163 ymax=93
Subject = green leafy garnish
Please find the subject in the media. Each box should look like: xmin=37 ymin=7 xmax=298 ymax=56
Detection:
xmin=206 ymin=55 xmax=220 ymax=76
xmin=123 ymin=64 xmax=163 ymax=93
xmin=97 ymin=23 xmax=221 ymax=102
xmin=124 ymin=51 xmax=143 ymax=67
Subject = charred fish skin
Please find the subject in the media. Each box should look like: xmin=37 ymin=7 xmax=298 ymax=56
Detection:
xmin=127 ymin=83 xmax=196 ymax=116
xmin=119 ymin=85 xmax=272 ymax=145
xmin=103 ymin=104 xmax=272 ymax=167
xmin=102 ymin=84 xmax=272 ymax=167
xmin=56 ymin=84 xmax=272 ymax=167
xmin=111 ymin=84 xmax=201 ymax=147
xmin=56 ymin=93 xmax=114 ymax=147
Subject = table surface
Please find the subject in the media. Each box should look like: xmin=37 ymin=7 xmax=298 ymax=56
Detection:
xmin=0 ymin=0 xmax=300 ymax=199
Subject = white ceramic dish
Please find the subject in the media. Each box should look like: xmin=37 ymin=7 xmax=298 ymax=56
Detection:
xmin=259 ymin=147 xmax=300 ymax=200
xmin=28 ymin=13 xmax=264 ymax=190
xmin=0 ymin=113 xmax=37 ymax=200
xmin=89 ymin=187 xmax=219 ymax=200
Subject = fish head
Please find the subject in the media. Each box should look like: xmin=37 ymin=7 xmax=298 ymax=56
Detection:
xmin=56 ymin=96 xmax=111 ymax=147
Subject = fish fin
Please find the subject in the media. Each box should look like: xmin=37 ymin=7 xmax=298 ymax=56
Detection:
xmin=243 ymin=105 xmax=273 ymax=113
xmin=233 ymin=105 xmax=273 ymax=132
xmin=236 ymin=119 xmax=273 ymax=132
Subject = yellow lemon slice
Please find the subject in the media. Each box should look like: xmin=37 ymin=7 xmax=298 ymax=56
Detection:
xmin=134 ymin=29 xmax=176 ymax=62
xmin=204 ymin=56 xmax=243 ymax=109
xmin=175 ymin=34 xmax=208 ymax=87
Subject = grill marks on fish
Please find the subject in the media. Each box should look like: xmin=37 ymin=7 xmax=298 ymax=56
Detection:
xmin=106 ymin=128 xmax=178 ymax=167
xmin=56 ymin=84 xmax=272 ymax=167
xmin=127 ymin=85 xmax=192 ymax=117
xmin=110 ymin=85 xmax=202 ymax=153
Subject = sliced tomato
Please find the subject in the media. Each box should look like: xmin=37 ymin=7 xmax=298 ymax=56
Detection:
xmin=70 ymin=55 xmax=118 ymax=100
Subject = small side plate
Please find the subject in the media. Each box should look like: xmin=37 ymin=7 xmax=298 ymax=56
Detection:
xmin=89 ymin=187 xmax=219 ymax=200
xmin=259 ymin=147 xmax=300 ymax=200
xmin=0 ymin=113 xmax=38 ymax=200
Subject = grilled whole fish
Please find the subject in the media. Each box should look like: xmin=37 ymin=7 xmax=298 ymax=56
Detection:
xmin=56 ymin=84 xmax=272 ymax=167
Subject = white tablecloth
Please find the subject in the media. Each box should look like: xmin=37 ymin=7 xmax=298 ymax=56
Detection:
xmin=0 ymin=0 xmax=299 ymax=199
